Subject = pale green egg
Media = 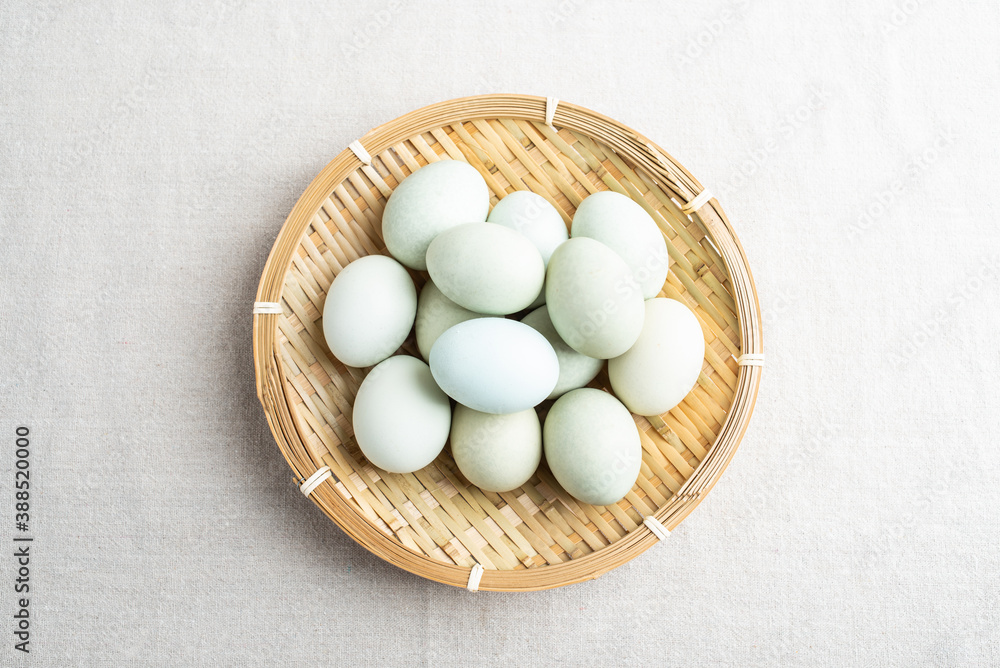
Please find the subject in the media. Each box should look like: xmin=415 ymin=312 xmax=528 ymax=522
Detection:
xmin=487 ymin=191 xmax=568 ymax=264
xmin=322 ymin=254 xmax=416 ymax=368
xmin=609 ymin=298 xmax=705 ymax=416
xmin=451 ymin=404 xmax=541 ymax=492
xmin=414 ymin=280 xmax=487 ymax=361
xmin=521 ymin=305 xmax=603 ymax=399
xmin=488 ymin=191 xmax=568 ymax=309
xmin=426 ymin=222 xmax=544 ymax=315
xmin=543 ymin=388 xmax=641 ymax=506
xmin=381 ymin=160 xmax=489 ymax=270
xmin=571 ymin=191 xmax=669 ymax=299
xmin=352 ymin=356 xmax=451 ymax=474
xmin=545 ymin=237 xmax=645 ymax=359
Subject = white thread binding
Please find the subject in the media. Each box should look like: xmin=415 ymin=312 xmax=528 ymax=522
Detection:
xmin=545 ymin=97 xmax=559 ymax=127
xmin=643 ymin=516 xmax=671 ymax=541
xmin=349 ymin=140 xmax=372 ymax=166
xmin=737 ymin=353 xmax=765 ymax=367
xmin=467 ymin=563 xmax=484 ymax=591
xmin=253 ymin=301 xmax=282 ymax=314
xmin=299 ymin=466 xmax=332 ymax=496
xmin=681 ymin=189 xmax=713 ymax=215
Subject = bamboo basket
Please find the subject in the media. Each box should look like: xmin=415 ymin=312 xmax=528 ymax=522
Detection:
xmin=253 ymin=94 xmax=762 ymax=591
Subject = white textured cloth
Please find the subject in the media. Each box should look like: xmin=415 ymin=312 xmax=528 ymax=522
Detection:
xmin=1 ymin=1 xmax=998 ymax=666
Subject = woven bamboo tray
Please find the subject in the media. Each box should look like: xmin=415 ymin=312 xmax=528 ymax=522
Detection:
xmin=253 ymin=94 xmax=762 ymax=591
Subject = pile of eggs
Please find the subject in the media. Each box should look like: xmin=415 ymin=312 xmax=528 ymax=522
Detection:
xmin=322 ymin=160 xmax=705 ymax=506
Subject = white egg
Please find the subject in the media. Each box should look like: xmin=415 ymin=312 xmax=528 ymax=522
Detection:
xmin=450 ymin=405 xmax=541 ymax=492
xmin=521 ymin=305 xmax=603 ymax=399
xmin=426 ymin=222 xmax=544 ymax=315
xmin=609 ymin=298 xmax=705 ymax=415
xmin=322 ymin=254 xmax=416 ymax=368
xmin=352 ymin=355 xmax=451 ymax=473
xmin=414 ymin=280 xmax=487 ymax=361
xmin=429 ymin=318 xmax=558 ymax=414
xmin=382 ymin=160 xmax=490 ymax=270
xmin=571 ymin=191 xmax=669 ymax=299
xmin=545 ymin=237 xmax=645 ymax=359
xmin=543 ymin=388 xmax=642 ymax=506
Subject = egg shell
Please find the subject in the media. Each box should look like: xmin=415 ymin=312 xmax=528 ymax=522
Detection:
xmin=352 ymin=355 xmax=451 ymax=473
xmin=429 ymin=318 xmax=558 ymax=414
xmin=521 ymin=305 xmax=603 ymax=399
xmin=450 ymin=405 xmax=541 ymax=492
xmin=321 ymin=255 xmax=416 ymax=368
xmin=543 ymin=388 xmax=642 ymax=506
xmin=426 ymin=222 xmax=545 ymax=315
xmin=381 ymin=160 xmax=489 ymax=270
xmin=609 ymin=298 xmax=705 ymax=415
xmin=488 ymin=191 xmax=569 ymax=309
xmin=487 ymin=191 xmax=568 ymax=264
xmin=544 ymin=237 xmax=645 ymax=359
xmin=414 ymin=280 xmax=488 ymax=361
xmin=571 ymin=191 xmax=669 ymax=299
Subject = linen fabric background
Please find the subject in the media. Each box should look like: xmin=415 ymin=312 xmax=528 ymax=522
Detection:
xmin=1 ymin=1 xmax=998 ymax=666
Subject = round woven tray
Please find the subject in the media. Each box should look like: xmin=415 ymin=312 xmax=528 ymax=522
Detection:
xmin=253 ymin=94 xmax=762 ymax=591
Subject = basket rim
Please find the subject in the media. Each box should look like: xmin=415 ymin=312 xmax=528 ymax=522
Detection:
xmin=253 ymin=94 xmax=763 ymax=591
